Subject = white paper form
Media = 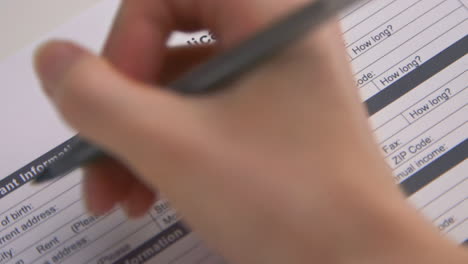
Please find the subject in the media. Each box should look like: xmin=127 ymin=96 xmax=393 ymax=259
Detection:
xmin=341 ymin=0 xmax=468 ymax=244
xmin=0 ymin=1 xmax=467 ymax=264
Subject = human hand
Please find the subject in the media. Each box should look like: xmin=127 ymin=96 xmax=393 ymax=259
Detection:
xmin=34 ymin=0 xmax=468 ymax=263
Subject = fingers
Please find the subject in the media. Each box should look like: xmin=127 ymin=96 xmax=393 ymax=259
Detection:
xmin=34 ymin=41 xmax=224 ymax=216
xmin=83 ymin=158 xmax=132 ymax=215
xmin=34 ymin=41 xmax=220 ymax=217
xmin=102 ymin=0 xmax=170 ymax=82
xmin=103 ymin=0 xmax=312 ymax=82
xmin=34 ymin=41 xmax=198 ymax=159
xmin=84 ymin=159 xmax=156 ymax=218
xmin=100 ymin=3 xmax=220 ymax=219
xmin=120 ymin=179 xmax=156 ymax=218
xmin=80 ymin=44 xmax=216 ymax=217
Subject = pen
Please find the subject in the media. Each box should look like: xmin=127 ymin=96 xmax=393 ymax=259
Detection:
xmin=33 ymin=0 xmax=359 ymax=184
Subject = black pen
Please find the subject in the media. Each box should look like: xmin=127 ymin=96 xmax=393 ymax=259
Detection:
xmin=33 ymin=0 xmax=359 ymax=184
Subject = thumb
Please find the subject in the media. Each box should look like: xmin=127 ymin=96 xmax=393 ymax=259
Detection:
xmin=34 ymin=41 xmax=202 ymax=168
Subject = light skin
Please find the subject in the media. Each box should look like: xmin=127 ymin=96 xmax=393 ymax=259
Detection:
xmin=34 ymin=0 xmax=467 ymax=263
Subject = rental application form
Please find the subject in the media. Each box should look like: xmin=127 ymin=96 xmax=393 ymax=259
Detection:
xmin=0 ymin=0 xmax=467 ymax=263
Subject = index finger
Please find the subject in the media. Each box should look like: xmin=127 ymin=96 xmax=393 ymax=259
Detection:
xmin=103 ymin=0 xmax=312 ymax=82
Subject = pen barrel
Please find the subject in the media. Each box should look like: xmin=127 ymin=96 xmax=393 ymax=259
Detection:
xmin=69 ymin=140 xmax=106 ymax=165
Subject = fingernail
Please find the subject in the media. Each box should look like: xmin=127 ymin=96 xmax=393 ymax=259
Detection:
xmin=34 ymin=41 xmax=85 ymax=95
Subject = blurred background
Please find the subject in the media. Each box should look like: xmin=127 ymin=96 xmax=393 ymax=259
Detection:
xmin=0 ymin=0 xmax=97 ymax=59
